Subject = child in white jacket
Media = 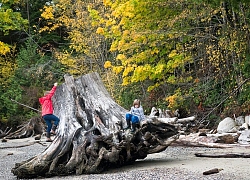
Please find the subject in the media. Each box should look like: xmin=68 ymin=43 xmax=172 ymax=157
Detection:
xmin=125 ymin=99 xmax=145 ymax=132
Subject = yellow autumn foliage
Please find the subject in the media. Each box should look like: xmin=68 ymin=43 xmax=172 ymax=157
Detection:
xmin=0 ymin=41 xmax=11 ymax=55
xmin=165 ymin=89 xmax=184 ymax=109
xmin=54 ymin=50 xmax=80 ymax=75
xmin=96 ymin=27 xmax=105 ymax=34
xmin=123 ymin=66 xmax=134 ymax=77
xmin=168 ymin=50 xmax=177 ymax=58
xmin=116 ymin=54 xmax=126 ymax=61
xmin=104 ymin=61 xmax=112 ymax=68
xmin=40 ymin=6 xmax=54 ymax=20
xmin=112 ymin=66 xmax=124 ymax=74
xmin=122 ymin=76 xmax=130 ymax=86
xmin=0 ymin=56 xmax=16 ymax=86
xmin=103 ymin=0 xmax=112 ymax=6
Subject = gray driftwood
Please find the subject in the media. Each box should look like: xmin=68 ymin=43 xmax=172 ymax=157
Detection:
xmin=0 ymin=127 xmax=12 ymax=139
xmin=11 ymin=72 xmax=179 ymax=179
xmin=195 ymin=153 xmax=250 ymax=158
xmin=4 ymin=117 xmax=44 ymax=139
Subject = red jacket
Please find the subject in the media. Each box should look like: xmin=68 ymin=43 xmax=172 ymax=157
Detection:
xmin=39 ymin=86 xmax=57 ymax=116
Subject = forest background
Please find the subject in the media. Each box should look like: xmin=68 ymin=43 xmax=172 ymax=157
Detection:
xmin=0 ymin=0 xmax=250 ymax=130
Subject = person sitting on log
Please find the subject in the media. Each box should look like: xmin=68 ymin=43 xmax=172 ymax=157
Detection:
xmin=125 ymin=99 xmax=145 ymax=132
xmin=39 ymin=82 xmax=60 ymax=142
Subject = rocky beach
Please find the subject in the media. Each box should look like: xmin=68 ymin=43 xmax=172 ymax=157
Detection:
xmin=0 ymin=136 xmax=249 ymax=180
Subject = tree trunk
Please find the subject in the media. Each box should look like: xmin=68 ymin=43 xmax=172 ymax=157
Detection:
xmin=11 ymin=72 xmax=179 ymax=179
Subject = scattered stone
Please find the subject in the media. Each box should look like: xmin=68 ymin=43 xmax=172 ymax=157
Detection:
xmin=235 ymin=116 xmax=245 ymax=126
xmin=34 ymin=134 xmax=41 ymax=140
xmin=217 ymin=117 xmax=237 ymax=133
xmin=238 ymin=130 xmax=250 ymax=144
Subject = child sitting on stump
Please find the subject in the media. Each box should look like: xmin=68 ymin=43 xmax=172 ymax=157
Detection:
xmin=125 ymin=99 xmax=145 ymax=132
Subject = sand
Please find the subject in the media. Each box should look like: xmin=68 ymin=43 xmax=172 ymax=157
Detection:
xmin=1 ymin=136 xmax=250 ymax=180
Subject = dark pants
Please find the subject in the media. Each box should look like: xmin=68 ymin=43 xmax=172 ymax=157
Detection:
xmin=43 ymin=114 xmax=60 ymax=135
xmin=126 ymin=113 xmax=139 ymax=124
xmin=125 ymin=113 xmax=139 ymax=131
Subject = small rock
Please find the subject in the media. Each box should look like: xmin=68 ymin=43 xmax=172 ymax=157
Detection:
xmin=34 ymin=134 xmax=41 ymax=140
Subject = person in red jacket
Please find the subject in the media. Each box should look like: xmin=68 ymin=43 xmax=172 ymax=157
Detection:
xmin=39 ymin=82 xmax=60 ymax=142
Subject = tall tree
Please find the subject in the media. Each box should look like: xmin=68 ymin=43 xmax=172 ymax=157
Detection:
xmin=100 ymin=0 xmax=193 ymax=90
xmin=0 ymin=0 xmax=28 ymax=85
xmin=39 ymin=0 xmax=111 ymax=76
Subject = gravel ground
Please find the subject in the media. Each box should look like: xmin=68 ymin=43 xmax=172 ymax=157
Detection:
xmin=0 ymin=138 xmax=248 ymax=180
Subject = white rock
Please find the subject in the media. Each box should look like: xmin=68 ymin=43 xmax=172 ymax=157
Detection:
xmin=238 ymin=130 xmax=250 ymax=144
xmin=235 ymin=116 xmax=245 ymax=126
xmin=217 ymin=117 xmax=237 ymax=134
xmin=245 ymin=115 xmax=250 ymax=124
xmin=240 ymin=122 xmax=249 ymax=130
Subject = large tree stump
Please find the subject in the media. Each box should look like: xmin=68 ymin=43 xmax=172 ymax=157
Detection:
xmin=11 ymin=72 xmax=179 ymax=179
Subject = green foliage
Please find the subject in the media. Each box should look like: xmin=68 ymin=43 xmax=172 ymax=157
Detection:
xmin=0 ymin=8 xmax=28 ymax=36
xmin=118 ymin=84 xmax=143 ymax=110
xmin=100 ymin=0 xmax=194 ymax=90
xmin=0 ymin=77 xmax=23 ymax=124
xmin=2 ymin=0 xmax=250 ymax=128
xmin=0 ymin=37 xmax=64 ymax=125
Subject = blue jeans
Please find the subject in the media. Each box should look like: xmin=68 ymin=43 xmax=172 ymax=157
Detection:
xmin=126 ymin=113 xmax=139 ymax=124
xmin=43 ymin=114 xmax=60 ymax=133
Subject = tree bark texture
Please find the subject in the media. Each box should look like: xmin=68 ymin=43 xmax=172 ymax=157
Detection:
xmin=11 ymin=72 xmax=179 ymax=179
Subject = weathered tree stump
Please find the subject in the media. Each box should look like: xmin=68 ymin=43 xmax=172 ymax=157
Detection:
xmin=11 ymin=72 xmax=179 ymax=179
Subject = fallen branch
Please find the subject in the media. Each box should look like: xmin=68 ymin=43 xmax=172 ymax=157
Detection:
xmin=0 ymin=141 xmax=37 ymax=149
xmin=176 ymin=116 xmax=196 ymax=123
xmin=195 ymin=153 xmax=250 ymax=158
xmin=0 ymin=127 xmax=12 ymax=139
xmin=203 ymin=168 xmax=223 ymax=175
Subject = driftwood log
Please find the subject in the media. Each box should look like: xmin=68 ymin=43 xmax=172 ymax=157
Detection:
xmin=11 ymin=72 xmax=179 ymax=179
xmin=203 ymin=168 xmax=223 ymax=175
xmin=195 ymin=153 xmax=250 ymax=158
xmin=3 ymin=117 xmax=44 ymax=139
xmin=0 ymin=127 xmax=12 ymax=139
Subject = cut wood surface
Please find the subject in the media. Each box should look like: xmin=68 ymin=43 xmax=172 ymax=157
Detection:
xmin=11 ymin=72 xmax=179 ymax=179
